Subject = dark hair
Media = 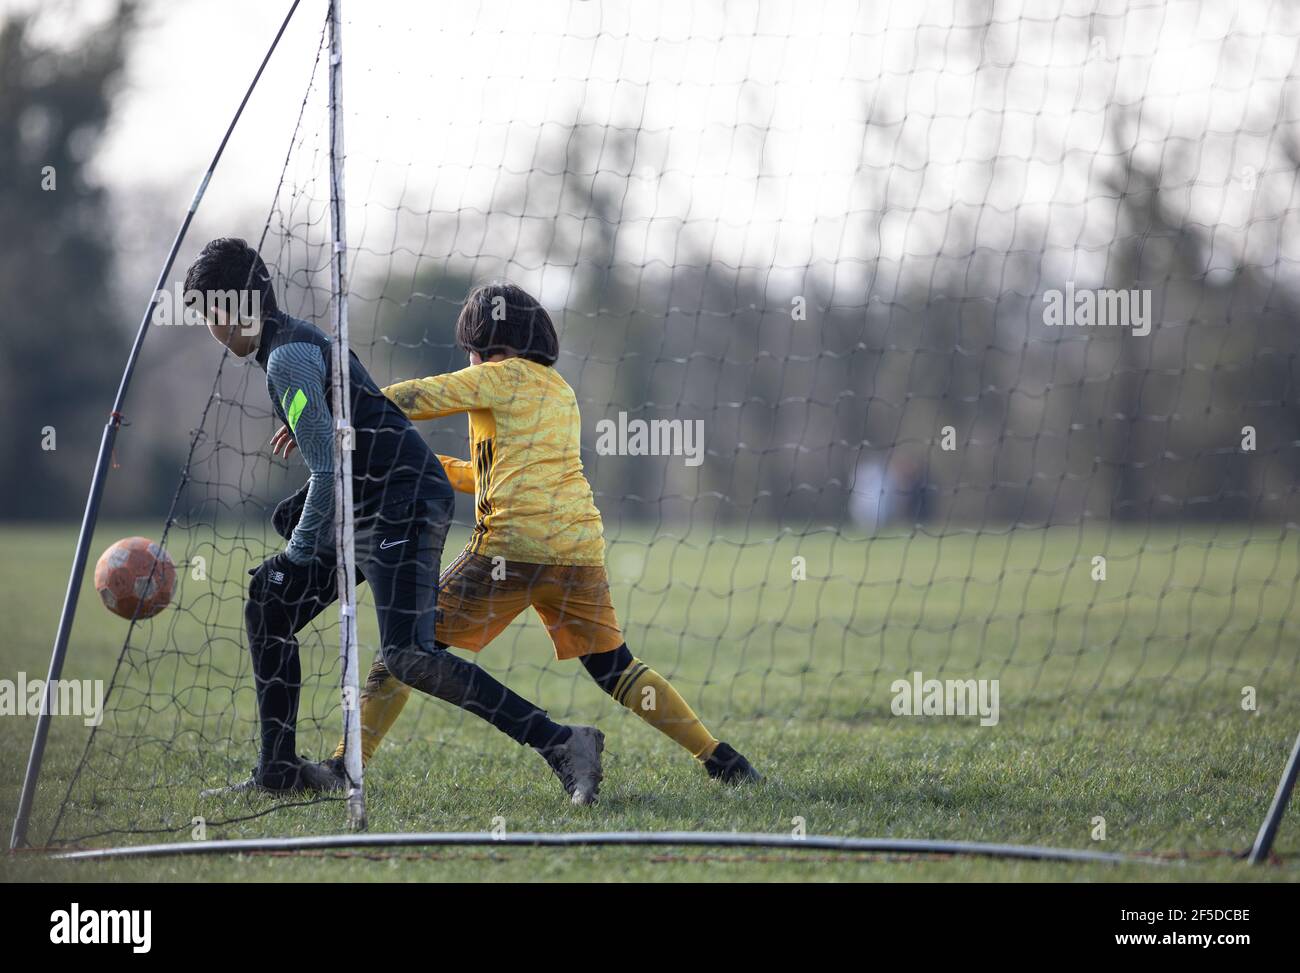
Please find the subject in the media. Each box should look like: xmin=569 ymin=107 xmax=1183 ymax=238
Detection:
xmin=455 ymin=282 xmax=558 ymax=366
xmin=183 ymin=237 xmax=279 ymax=319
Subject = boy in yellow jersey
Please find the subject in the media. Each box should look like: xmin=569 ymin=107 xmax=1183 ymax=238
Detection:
xmin=292 ymin=282 xmax=758 ymax=799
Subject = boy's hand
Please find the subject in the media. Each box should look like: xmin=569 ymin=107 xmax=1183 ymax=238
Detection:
xmin=270 ymin=423 xmax=298 ymax=459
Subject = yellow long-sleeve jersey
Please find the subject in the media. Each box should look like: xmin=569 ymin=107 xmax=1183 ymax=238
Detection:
xmin=382 ymin=357 xmax=606 ymax=565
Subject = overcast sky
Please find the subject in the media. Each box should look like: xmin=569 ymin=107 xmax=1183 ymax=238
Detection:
xmin=8 ymin=0 xmax=1300 ymax=303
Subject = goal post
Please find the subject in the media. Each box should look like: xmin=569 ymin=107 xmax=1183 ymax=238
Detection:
xmin=326 ymin=0 xmax=365 ymax=833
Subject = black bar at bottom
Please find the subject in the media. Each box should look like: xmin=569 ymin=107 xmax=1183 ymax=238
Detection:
xmin=6 ymin=881 xmax=1289 ymax=957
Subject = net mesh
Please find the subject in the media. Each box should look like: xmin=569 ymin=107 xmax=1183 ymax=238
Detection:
xmin=38 ymin=0 xmax=1300 ymax=855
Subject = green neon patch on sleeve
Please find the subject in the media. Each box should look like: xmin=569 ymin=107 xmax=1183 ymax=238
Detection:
xmin=286 ymin=388 xmax=308 ymax=432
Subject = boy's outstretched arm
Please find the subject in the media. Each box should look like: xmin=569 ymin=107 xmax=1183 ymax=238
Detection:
xmin=382 ymin=363 xmax=503 ymax=420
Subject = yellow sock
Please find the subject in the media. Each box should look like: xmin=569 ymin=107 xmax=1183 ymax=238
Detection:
xmin=612 ymin=659 xmax=719 ymax=760
xmin=331 ymin=657 xmax=411 ymax=765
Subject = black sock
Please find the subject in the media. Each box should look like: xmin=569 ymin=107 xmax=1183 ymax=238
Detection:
xmin=386 ymin=641 xmax=571 ymax=751
xmin=581 ymin=643 xmax=635 ymax=696
xmin=250 ymin=634 xmax=301 ymax=778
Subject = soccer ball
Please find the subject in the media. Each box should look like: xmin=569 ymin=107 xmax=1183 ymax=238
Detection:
xmin=94 ymin=537 xmax=176 ymax=620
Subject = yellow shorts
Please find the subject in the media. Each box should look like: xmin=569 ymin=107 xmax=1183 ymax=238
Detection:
xmin=436 ymin=550 xmax=624 ymax=660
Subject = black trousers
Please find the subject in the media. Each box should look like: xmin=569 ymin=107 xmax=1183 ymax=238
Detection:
xmin=245 ymin=496 xmax=452 ymax=775
xmin=245 ymin=494 xmax=566 ymax=780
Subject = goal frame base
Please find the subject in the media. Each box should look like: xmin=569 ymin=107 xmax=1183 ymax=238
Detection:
xmin=45 ymin=831 xmax=1164 ymax=866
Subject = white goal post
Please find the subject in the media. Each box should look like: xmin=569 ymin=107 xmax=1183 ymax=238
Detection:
xmin=326 ymin=0 xmax=365 ymax=833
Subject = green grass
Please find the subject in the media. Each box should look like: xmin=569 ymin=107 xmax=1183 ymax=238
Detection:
xmin=1 ymin=520 xmax=1296 ymax=883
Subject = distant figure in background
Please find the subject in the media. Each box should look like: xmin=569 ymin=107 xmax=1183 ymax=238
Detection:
xmin=849 ymin=453 xmax=930 ymax=531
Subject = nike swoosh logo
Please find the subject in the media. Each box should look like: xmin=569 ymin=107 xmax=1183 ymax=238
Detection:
xmin=378 ymin=539 xmax=409 ymax=550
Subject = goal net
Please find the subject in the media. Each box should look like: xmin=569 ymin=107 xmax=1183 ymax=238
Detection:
xmin=25 ymin=0 xmax=1300 ymax=859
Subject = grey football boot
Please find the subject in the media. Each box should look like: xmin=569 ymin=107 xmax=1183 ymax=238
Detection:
xmin=541 ymin=725 xmax=605 ymax=805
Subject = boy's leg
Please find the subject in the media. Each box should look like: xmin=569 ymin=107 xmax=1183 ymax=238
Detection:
xmin=358 ymin=502 xmax=584 ymax=757
xmin=240 ymin=553 xmax=339 ymax=788
xmin=580 ymin=644 xmax=759 ymax=782
xmin=330 ymin=655 xmax=411 ymax=766
xmin=358 ymin=509 xmax=604 ymax=802
xmin=538 ymin=565 xmax=760 ymax=782
xmin=331 ymin=548 xmax=541 ymax=766
xmin=580 ymin=643 xmax=717 ymax=757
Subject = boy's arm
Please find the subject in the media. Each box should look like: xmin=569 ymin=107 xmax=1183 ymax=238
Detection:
xmin=436 ymin=455 xmax=475 ymax=494
xmin=267 ymin=345 xmax=335 ymax=564
xmin=383 ymin=364 xmax=501 ymax=420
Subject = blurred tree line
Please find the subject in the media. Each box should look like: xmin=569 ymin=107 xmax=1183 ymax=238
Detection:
xmin=0 ymin=2 xmax=135 ymax=519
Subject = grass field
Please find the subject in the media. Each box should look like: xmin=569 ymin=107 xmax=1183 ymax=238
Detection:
xmin=1 ymin=520 xmax=1296 ymax=883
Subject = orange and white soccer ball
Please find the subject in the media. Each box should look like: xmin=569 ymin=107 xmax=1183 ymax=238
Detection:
xmin=94 ymin=537 xmax=176 ymax=620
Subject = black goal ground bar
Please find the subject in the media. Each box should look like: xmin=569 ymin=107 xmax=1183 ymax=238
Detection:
xmin=48 ymin=832 xmax=1161 ymax=866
